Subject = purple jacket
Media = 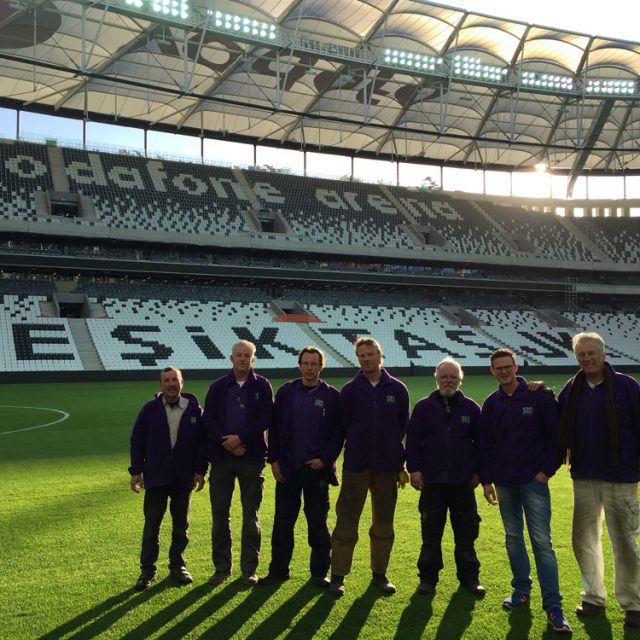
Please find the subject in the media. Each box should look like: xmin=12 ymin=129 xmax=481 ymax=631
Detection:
xmin=129 ymin=392 xmax=206 ymax=490
xmin=203 ymin=369 xmax=273 ymax=464
xmin=406 ymin=390 xmax=480 ymax=485
xmin=479 ymin=377 xmax=559 ymax=486
xmin=339 ymin=369 xmax=409 ymax=473
xmin=268 ymin=378 xmax=342 ymax=485
xmin=558 ymin=363 xmax=640 ymax=483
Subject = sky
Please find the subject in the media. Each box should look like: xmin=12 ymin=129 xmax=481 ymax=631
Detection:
xmin=448 ymin=0 xmax=640 ymax=42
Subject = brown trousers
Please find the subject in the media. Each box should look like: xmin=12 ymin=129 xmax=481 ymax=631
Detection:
xmin=330 ymin=469 xmax=398 ymax=576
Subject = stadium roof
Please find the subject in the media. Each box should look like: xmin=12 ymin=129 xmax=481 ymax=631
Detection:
xmin=1 ymin=0 xmax=640 ymax=180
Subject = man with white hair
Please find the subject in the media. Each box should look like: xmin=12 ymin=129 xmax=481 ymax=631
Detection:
xmin=558 ymin=332 xmax=640 ymax=629
xmin=203 ymin=340 xmax=273 ymax=587
xmin=406 ymin=357 xmax=484 ymax=597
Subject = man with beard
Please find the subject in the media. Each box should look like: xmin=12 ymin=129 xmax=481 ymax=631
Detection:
xmin=406 ymin=357 xmax=484 ymax=597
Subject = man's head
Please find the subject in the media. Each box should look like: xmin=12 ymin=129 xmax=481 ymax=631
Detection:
xmin=354 ymin=337 xmax=383 ymax=375
xmin=434 ymin=357 xmax=463 ymax=398
xmin=490 ymin=348 xmax=518 ymax=388
xmin=298 ymin=346 xmax=325 ymax=386
xmin=230 ymin=340 xmax=256 ymax=380
xmin=160 ymin=366 xmax=183 ymax=402
xmin=573 ymin=332 xmax=606 ymax=380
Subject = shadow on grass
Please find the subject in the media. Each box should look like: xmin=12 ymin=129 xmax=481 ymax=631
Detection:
xmin=328 ymin=584 xmax=386 ymax=640
xmin=580 ymin=613 xmax=613 ymax=640
xmin=120 ymin=580 xmax=218 ymax=639
xmin=39 ymin=577 xmax=179 ymax=640
xmin=392 ymin=591 xmax=433 ymax=640
xmin=158 ymin=578 xmax=280 ymax=639
xmin=504 ymin=606 xmax=533 ymax=640
xmin=242 ymin=581 xmax=332 ymax=640
xmin=434 ymin=587 xmax=477 ymax=640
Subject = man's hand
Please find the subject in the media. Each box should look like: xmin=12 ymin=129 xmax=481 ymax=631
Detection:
xmin=483 ymin=483 xmax=497 ymax=505
xmin=306 ymin=458 xmax=326 ymax=471
xmin=469 ymin=472 xmax=480 ymax=489
xmin=271 ymin=461 xmax=285 ymax=483
xmin=221 ymin=434 xmax=242 ymax=451
xmin=410 ymin=471 xmax=424 ymax=491
xmin=131 ymin=474 xmax=143 ymax=493
xmin=534 ymin=471 xmax=550 ymax=484
xmin=193 ymin=473 xmax=205 ymax=491
xmin=231 ymin=444 xmax=246 ymax=457
xmin=527 ymin=380 xmax=548 ymax=391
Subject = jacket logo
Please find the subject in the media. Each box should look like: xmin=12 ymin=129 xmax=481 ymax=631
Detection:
xmin=461 ymin=416 xmax=470 ymax=424
xmin=255 ymin=392 xmax=260 ymax=400
xmin=314 ymin=399 xmax=324 ymax=408
xmin=386 ymin=395 xmax=396 ymax=403
xmin=522 ymin=406 xmax=534 ymax=415
xmin=191 ymin=416 xmax=197 ymax=424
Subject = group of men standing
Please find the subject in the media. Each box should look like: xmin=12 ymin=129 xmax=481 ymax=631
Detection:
xmin=128 ymin=331 xmax=640 ymax=633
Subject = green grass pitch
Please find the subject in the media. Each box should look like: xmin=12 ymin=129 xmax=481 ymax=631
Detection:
xmin=1 ymin=373 xmax=636 ymax=639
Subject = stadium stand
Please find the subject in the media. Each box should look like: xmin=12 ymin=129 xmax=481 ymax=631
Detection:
xmin=0 ymin=294 xmax=83 ymax=371
xmin=243 ymin=169 xmax=416 ymax=249
xmin=574 ymin=217 xmax=640 ymax=264
xmin=3 ymin=282 xmax=639 ymax=372
xmin=482 ymin=204 xmax=601 ymax=262
xmin=0 ymin=140 xmax=54 ymax=221
xmin=385 ymin=187 xmax=510 ymax=255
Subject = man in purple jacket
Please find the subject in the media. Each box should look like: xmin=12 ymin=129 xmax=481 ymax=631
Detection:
xmin=406 ymin=358 xmax=484 ymax=597
xmin=329 ymin=337 xmax=409 ymax=597
xmin=203 ymin=340 xmax=273 ymax=587
xmin=558 ymin=332 xmax=640 ymax=629
xmin=129 ymin=366 xmax=206 ymax=591
xmin=258 ymin=346 xmax=342 ymax=587
xmin=479 ymin=348 xmax=571 ymax=634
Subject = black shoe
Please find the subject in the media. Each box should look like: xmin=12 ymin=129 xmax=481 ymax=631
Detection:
xmin=372 ymin=573 xmax=396 ymax=595
xmin=242 ymin=571 xmax=258 ymax=586
xmin=208 ymin=570 xmax=230 ymax=586
xmin=311 ymin=575 xmax=330 ymax=588
xmin=134 ymin=571 xmax=156 ymax=591
xmin=625 ymin=611 xmax=640 ymax=629
xmin=256 ymin=573 xmax=289 ymax=586
xmin=575 ymin=601 xmax=604 ymax=617
xmin=170 ymin=566 xmax=193 ymax=585
xmin=462 ymin=582 xmax=486 ymax=597
xmin=329 ymin=574 xmax=345 ymax=597
xmin=417 ymin=581 xmax=436 ymax=595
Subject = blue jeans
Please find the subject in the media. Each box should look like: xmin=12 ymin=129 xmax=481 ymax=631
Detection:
xmin=497 ymin=479 xmax=562 ymax=611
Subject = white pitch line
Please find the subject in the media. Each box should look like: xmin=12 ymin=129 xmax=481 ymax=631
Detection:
xmin=0 ymin=406 xmax=70 ymax=435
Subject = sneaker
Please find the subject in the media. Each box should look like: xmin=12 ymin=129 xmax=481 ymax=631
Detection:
xmin=575 ymin=601 xmax=604 ymax=617
xmin=242 ymin=571 xmax=258 ymax=586
xmin=502 ymin=592 xmax=530 ymax=610
xmin=547 ymin=608 xmax=572 ymax=634
xmin=208 ymin=570 xmax=230 ymax=586
xmin=372 ymin=573 xmax=397 ymax=595
xmin=311 ymin=575 xmax=330 ymax=588
xmin=256 ymin=573 xmax=289 ymax=586
xmin=416 ymin=581 xmax=436 ymax=595
xmin=625 ymin=611 xmax=640 ymax=629
xmin=329 ymin=574 xmax=345 ymax=597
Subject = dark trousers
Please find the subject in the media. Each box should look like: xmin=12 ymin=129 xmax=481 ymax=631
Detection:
xmin=210 ymin=455 xmax=264 ymax=574
xmin=417 ymin=483 xmax=480 ymax=585
xmin=269 ymin=465 xmax=331 ymax=579
xmin=140 ymin=485 xmax=191 ymax=573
